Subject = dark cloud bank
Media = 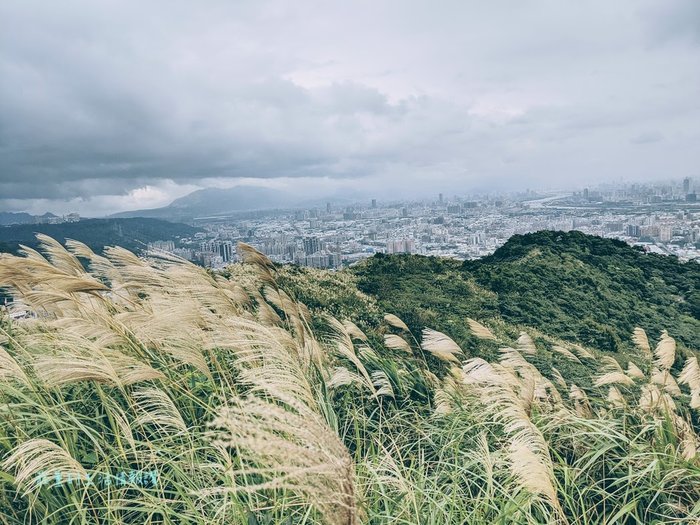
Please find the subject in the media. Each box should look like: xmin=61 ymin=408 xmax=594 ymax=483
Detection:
xmin=1 ymin=0 xmax=699 ymax=215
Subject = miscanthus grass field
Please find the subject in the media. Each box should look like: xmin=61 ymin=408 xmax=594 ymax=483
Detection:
xmin=0 ymin=235 xmax=699 ymax=524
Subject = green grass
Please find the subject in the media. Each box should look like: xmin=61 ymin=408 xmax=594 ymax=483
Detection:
xmin=0 ymin=236 xmax=698 ymax=523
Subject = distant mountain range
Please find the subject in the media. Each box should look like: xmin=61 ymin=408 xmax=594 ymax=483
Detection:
xmin=111 ymin=185 xmax=368 ymax=221
xmin=112 ymin=186 xmax=297 ymax=221
xmin=0 ymin=212 xmax=58 ymax=226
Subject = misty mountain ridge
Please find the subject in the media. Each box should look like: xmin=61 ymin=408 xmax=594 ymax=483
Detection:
xmin=112 ymin=185 xmax=366 ymax=220
xmin=0 ymin=211 xmax=58 ymax=226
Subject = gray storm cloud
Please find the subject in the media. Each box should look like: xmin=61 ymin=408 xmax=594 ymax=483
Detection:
xmin=0 ymin=0 xmax=699 ymax=214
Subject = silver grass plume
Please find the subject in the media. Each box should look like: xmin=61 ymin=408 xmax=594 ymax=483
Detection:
xmin=236 ymin=242 xmax=276 ymax=286
xmin=33 ymin=347 xmax=164 ymax=388
xmin=466 ymin=318 xmax=497 ymax=341
xmin=327 ymin=366 xmax=366 ymax=391
xmin=421 ymin=328 xmax=463 ymax=363
xmin=210 ymin=390 xmax=358 ymax=524
xmin=383 ymin=313 xmax=409 ymax=332
xmin=550 ymin=367 xmax=567 ymax=389
xmin=569 ymin=384 xmax=592 ymax=417
xmin=632 ymin=327 xmax=652 ymax=360
xmin=517 ymin=332 xmax=537 ymax=355
xmin=679 ymin=357 xmax=700 ymax=391
xmin=551 ymin=345 xmax=580 ymax=364
xmin=606 ymin=386 xmax=626 ymax=409
xmin=595 ymin=372 xmax=634 ymax=388
xmin=342 ymin=320 xmax=368 ymax=342
xmin=3 ymin=439 xmax=87 ymax=495
xmin=639 ymin=383 xmax=676 ymax=414
xmin=0 ymin=345 xmax=30 ymax=386
xmin=653 ymin=330 xmax=676 ymax=371
xmin=626 ymin=361 xmax=646 ymax=380
xmin=570 ymin=344 xmax=594 ymax=360
xmin=383 ymin=334 xmax=412 ymax=354
xmin=461 ymin=357 xmax=563 ymax=516
xmin=595 ymin=357 xmax=634 ymax=387
xmin=326 ymin=316 xmax=376 ymax=396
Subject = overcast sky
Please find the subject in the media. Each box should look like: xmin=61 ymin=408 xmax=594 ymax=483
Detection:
xmin=1 ymin=0 xmax=699 ymax=216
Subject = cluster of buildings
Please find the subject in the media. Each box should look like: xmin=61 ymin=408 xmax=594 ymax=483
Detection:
xmin=150 ymin=179 xmax=700 ymax=269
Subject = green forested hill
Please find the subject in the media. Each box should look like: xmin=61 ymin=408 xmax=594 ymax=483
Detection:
xmin=350 ymin=231 xmax=699 ymax=355
xmin=0 ymin=218 xmax=200 ymax=255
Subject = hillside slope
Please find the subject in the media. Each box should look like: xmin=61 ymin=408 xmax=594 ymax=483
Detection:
xmin=1 ymin=237 xmax=699 ymax=524
xmin=350 ymin=231 xmax=699 ymax=355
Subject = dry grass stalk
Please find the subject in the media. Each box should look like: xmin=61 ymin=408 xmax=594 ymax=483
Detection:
xmin=211 ymin=396 xmax=358 ymax=525
xmin=632 ymin=327 xmax=652 ymax=359
xmin=606 ymin=386 xmax=626 ymax=408
xmin=594 ymin=372 xmax=634 ymax=388
xmin=571 ymin=344 xmax=594 ymax=360
xmin=626 ymin=361 xmax=645 ymax=380
xmin=466 ymin=318 xmax=497 ymax=341
xmin=342 ymin=320 xmax=368 ymax=342
xmin=0 ymin=345 xmax=30 ymax=386
xmin=383 ymin=313 xmax=409 ymax=332
xmin=679 ymin=357 xmax=700 ymax=391
xmin=517 ymin=332 xmax=537 ymax=355
xmin=654 ymin=330 xmax=676 ymax=371
xmin=2 ymin=439 xmax=87 ymax=495
xmin=421 ymin=328 xmax=463 ymax=363
xmin=383 ymin=334 xmax=412 ymax=354
xmin=551 ymin=345 xmax=580 ymax=363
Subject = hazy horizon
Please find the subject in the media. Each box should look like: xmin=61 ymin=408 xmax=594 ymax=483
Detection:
xmin=1 ymin=0 xmax=699 ymax=216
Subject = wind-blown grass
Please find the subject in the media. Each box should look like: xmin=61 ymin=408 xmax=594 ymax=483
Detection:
xmin=0 ymin=237 xmax=698 ymax=523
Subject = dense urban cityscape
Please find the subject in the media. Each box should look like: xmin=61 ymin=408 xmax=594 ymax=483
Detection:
xmin=144 ymin=178 xmax=700 ymax=269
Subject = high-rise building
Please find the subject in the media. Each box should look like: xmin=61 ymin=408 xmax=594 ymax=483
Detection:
xmin=659 ymin=226 xmax=672 ymax=242
xmin=683 ymin=177 xmax=691 ymax=194
xmin=326 ymin=202 xmax=331 ymax=213
xmin=218 ymin=241 xmax=234 ymax=262
xmin=386 ymin=239 xmax=415 ymax=254
xmin=439 ymin=193 xmax=444 ymax=203
xmin=371 ymin=198 xmax=377 ymax=208
xmin=625 ymin=224 xmax=641 ymax=237
xmin=303 ymin=237 xmax=321 ymax=255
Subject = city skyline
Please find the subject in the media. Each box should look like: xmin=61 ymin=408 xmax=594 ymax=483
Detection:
xmin=139 ymin=177 xmax=700 ymax=270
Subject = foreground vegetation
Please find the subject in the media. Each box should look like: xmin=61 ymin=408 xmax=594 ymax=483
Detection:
xmin=0 ymin=234 xmax=699 ymax=523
